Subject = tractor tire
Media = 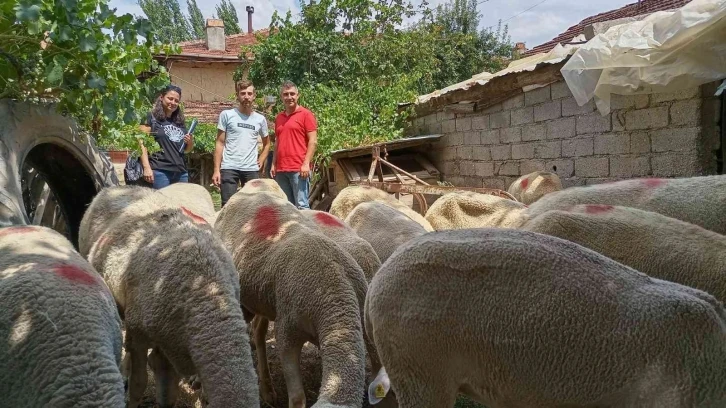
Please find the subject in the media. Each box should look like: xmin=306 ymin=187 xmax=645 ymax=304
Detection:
xmin=0 ymin=99 xmax=119 ymax=248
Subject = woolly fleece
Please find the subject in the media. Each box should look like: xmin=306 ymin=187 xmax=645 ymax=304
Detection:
xmin=365 ymin=228 xmax=726 ymax=408
xmin=507 ymin=171 xmax=562 ymax=204
xmin=424 ymin=191 xmax=527 ymax=230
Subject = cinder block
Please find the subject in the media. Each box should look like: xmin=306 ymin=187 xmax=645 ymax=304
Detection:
xmin=594 ymin=133 xmax=630 ymax=155
xmin=575 ymin=157 xmax=609 ymax=177
xmin=500 ymin=127 xmax=522 ymax=143
xmin=522 ymin=123 xmax=547 ymax=141
xmin=511 ymin=107 xmax=534 ymax=125
xmin=577 ymin=114 xmax=611 ymax=134
xmin=625 ymin=107 xmax=669 ymax=130
xmin=456 ymin=116 xmax=472 ymax=132
xmin=491 ymin=145 xmax=511 ymax=161
xmin=512 ymin=143 xmax=536 ymax=160
xmin=650 ymin=128 xmax=700 ymax=153
xmin=546 ymin=117 xmax=576 ymax=139
xmin=472 ymin=115 xmax=489 ymax=130
xmin=562 ymin=138 xmax=593 ymax=157
xmin=545 ymin=159 xmax=574 ymax=177
xmin=525 ymin=86 xmax=551 ymax=106
xmin=534 ymin=100 xmax=561 ymax=122
xmin=534 ymin=141 xmax=561 ymax=159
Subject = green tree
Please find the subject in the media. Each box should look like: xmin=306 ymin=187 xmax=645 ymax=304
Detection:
xmin=426 ymin=0 xmax=513 ymax=89
xmin=187 ymin=0 xmax=205 ymax=39
xmin=138 ymin=0 xmax=193 ymax=43
xmin=215 ymin=0 xmax=240 ymax=35
xmin=1 ymin=0 xmax=177 ymax=149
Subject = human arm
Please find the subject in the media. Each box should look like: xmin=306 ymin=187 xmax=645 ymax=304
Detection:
xmin=300 ymin=130 xmax=317 ymax=179
xmin=138 ymin=122 xmax=153 ymax=183
xmin=183 ymin=133 xmax=194 ymax=153
xmin=212 ymin=129 xmax=226 ymax=187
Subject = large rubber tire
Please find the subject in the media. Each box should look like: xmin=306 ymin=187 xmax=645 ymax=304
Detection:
xmin=0 ymin=99 xmax=119 ymax=248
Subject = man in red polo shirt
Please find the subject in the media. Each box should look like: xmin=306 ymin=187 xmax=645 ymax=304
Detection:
xmin=270 ymin=80 xmax=318 ymax=209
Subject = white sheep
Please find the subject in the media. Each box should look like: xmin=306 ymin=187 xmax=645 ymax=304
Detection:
xmin=344 ymin=201 xmax=427 ymax=264
xmin=521 ymin=204 xmax=726 ymax=303
xmin=238 ymin=178 xmax=288 ymax=199
xmin=365 ymin=228 xmax=726 ymax=408
xmin=424 ymin=191 xmax=527 ymax=230
xmin=301 ymin=209 xmax=381 ymax=282
xmin=0 ymin=225 xmax=125 ymax=407
xmin=157 ymin=182 xmax=217 ymax=225
xmin=78 ymin=184 xmax=153 ymax=258
xmin=525 ymin=174 xmax=726 ymax=235
xmin=330 ymin=185 xmax=434 ymax=232
xmin=82 ymin=187 xmax=259 ymax=408
xmin=214 ymin=191 xmax=369 ymax=408
xmin=507 ymin=170 xmax=562 ymax=204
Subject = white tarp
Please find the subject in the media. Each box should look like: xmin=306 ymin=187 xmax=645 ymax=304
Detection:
xmin=561 ymin=0 xmax=726 ymax=115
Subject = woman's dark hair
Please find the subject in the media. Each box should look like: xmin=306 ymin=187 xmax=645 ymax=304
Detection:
xmin=151 ymin=84 xmax=185 ymax=127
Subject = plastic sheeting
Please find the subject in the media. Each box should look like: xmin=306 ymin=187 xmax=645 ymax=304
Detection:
xmin=561 ymin=0 xmax=726 ymax=115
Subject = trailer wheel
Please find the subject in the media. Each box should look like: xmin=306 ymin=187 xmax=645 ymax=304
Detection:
xmin=0 ymin=100 xmax=119 ymax=248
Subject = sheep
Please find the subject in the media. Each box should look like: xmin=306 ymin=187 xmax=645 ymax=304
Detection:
xmin=520 ymin=204 xmax=726 ymax=303
xmin=214 ymin=190 xmax=369 ymax=408
xmin=344 ymin=201 xmax=427 ymax=264
xmin=364 ymin=228 xmax=726 ymax=408
xmin=0 ymin=225 xmax=125 ymax=407
xmin=525 ymin=174 xmax=726 ymax=235
xmin=78 ymin=184 xmax=153 ymax=258
xmin=424 ymin=191 xmax=527 ymax=231
xmin=82 ymin=187 xmax=259 ymax=408
xmin=507 ymin=170 xmax=562 ymax=204
xmin=238 ymin=178 xmax=288 ymax=200
xmin=301 ymin=209 xmax=382 ymax=282
xmin=157 ymin=182 xmax=217 ymax=225
xmin=330 ymin=185 xmax=434 ymax=232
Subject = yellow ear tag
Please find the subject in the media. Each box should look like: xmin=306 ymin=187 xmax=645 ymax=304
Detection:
xmin=375 ymin=383 xmax=386 ymax=399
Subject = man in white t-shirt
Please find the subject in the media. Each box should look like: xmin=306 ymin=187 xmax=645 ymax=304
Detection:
xmin=212 ymin=80 xmax=270 ymax=207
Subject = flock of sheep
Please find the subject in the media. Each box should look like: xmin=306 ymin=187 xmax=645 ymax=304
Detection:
xmin=1 ymin=170 xmax=726 ymax=408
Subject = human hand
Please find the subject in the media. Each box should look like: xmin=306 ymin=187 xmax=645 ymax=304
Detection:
xmin=300 ymin=162 xmax=310 ymax=179
xmin=270 ymin=164 xmax=276 ymax=178
xmin=183 ymin=134 xmax=192 ymax=144
xmin=143 ymin=166 xmax=154 ymax=184
xmin=212 ymin=171 xmax=221 ymax=187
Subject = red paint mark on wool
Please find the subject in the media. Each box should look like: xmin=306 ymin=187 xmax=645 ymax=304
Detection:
xmin=520 ymin=178 xmax=529 ymax=189
xmin=53 ymin=265 xmax=99 ymax=285
xmin=0 ymin=226 xmax=35 ymax=238
xmin=252 ymin=206 xmax=280 ymax=239
xmin=181 ymin=207 xmax=207 ymax=224
xmin=584 ymin=204 xmax=614 ymax=214
xmin=315 ymin=212 xmax=343 ymax=228
xmin=642 ymin=178 xmax=666 ymax=189
xmin=98 ymin=234 xmax=110 ymax=248
xmin=249 ymin=180 xmax=262 ymax=186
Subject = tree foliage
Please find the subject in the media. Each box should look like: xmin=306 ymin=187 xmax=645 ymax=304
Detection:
xmin=138 ymin=0 xmax=193 ymax=43
xmin=215 ymin=0 xmax=240 ymax=35
xmin=1 ymin=0 xmax=178 ymax=141
xmin=187 ymin=0 xmax=205 ymax=39
xmin=237 ymin=0 xmax=513 ymax=165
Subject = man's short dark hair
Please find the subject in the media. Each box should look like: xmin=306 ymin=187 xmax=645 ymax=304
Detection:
xmin=280 ymin=80 xmax=297 ymax=92
xmin=235 ymin=79 xmax=255 ymax=93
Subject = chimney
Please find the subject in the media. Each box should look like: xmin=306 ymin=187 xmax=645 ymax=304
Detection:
xmin=246 ymin=6 xmax=254 ymax=34
xmin=205 ymin=19 xmax=225 ymax=51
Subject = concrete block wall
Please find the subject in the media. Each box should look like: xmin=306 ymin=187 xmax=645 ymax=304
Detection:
xmin=410 ymin=80 xmax=721 ymax=190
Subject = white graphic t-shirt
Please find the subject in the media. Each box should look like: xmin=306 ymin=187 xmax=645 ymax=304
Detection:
xmin=217 ymin=108 xmax=268 ymax=172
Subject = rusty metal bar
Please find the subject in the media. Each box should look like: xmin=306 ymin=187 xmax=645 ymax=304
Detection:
xmin=357 ymin=181 xmax=518 ymax=201
xmin=377 ymin=156 xmax=431 ymax=186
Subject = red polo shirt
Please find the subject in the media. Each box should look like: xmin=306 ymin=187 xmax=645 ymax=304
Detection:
xmin=274 ymin=106 xmax=318 ymax=172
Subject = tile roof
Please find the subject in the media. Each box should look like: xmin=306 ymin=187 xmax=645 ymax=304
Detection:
xmin=175 ymin=29 xmax=270 ymax=58
xmin=521 ymin=0 xmax=692 ymax=57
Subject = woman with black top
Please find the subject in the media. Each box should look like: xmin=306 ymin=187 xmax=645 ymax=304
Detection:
xmin=138 ymin=85 xmax=194 ymax=189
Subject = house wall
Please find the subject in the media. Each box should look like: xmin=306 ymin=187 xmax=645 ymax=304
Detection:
xmin=410 ymin=79 xmax=722 ymax=190
xmin=169 ymin=62 xmax=240 ymax=102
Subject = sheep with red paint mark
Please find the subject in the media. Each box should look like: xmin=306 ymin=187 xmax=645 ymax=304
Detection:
xmin=364 ymin=228 xmax=726 ymax=408
xmin=424 ymin=191 xmax=527 ymax=231
xmin=156 ymin=182 xmax=217 ymax=225
xmin=525 ymin=174 xmax=726 ymax=235
xmin=0 ymin=225 xmax=125 ymax=406
xmin=521 ymin=204 xmax=726 ymax=304
xmin=507 ymin=171 xmax=562 ymax=204
xmin=345 ymin=201 xmax=428 ymax=264
xmin=301 ymin=209 xmax=381 ymax=282
xmin=330 ymin=185 xmax=435 ymax=232
xmin=238 ymin=177 xmax=288 ymax=200
xmin=81 ymin=187 xmax=258 ymax=408
xmin=214 ymin=191 xmax=373 ymax=408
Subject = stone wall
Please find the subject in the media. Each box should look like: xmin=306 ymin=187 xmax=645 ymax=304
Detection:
xmin=409 ymin=80 xmax=722 ymax=190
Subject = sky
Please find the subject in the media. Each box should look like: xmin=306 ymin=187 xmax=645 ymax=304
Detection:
xmin=107 ymin=0 xmax=636 ymax=49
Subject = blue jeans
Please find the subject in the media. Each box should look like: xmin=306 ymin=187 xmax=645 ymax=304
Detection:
xmin=152 ymin=169 xmax=189 ymax=190
xmin=275 ymin=171 xmax=310 ymax=209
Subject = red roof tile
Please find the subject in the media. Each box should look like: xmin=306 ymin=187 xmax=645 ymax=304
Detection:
xmin=176 ymin=29 xmax=270 ymax=58
xmin=521 ymin=0 xmax=692 ymax=57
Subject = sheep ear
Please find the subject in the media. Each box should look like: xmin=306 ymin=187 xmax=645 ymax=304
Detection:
xmin=368 ymin=366 xmax=391 ymax=405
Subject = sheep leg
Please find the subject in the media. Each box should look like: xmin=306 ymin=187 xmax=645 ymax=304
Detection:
xmin=254 ymin=316 xmax=276 ymax=406
xmin=125 ymin=332 xmax=150 ymax=408
xmin=276 ymin=322 xmax=306 ymax=408
xmin=242 ymin=306 xmax=257 ymax=352
xmin=148 ymin=347 xmax=180 ymax=408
